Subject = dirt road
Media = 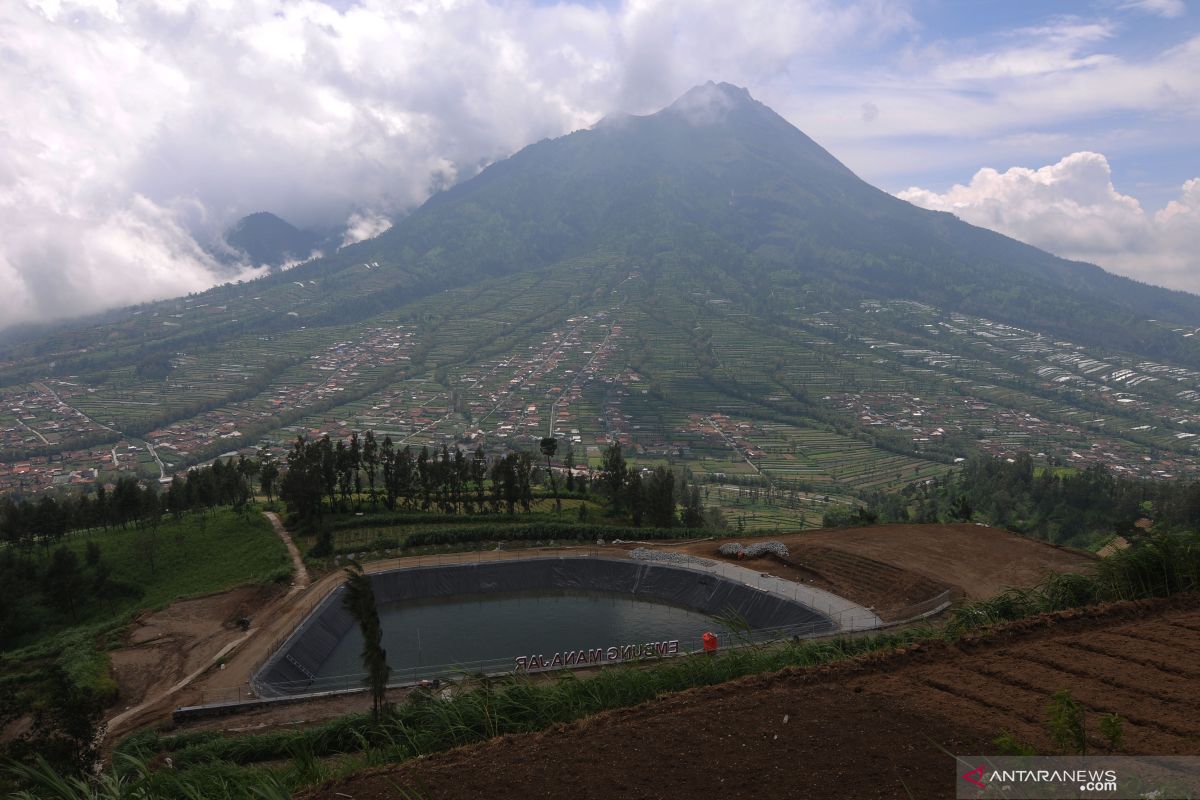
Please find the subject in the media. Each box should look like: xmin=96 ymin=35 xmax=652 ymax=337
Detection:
xmin=264 ymin=511 xmax=309 ymax=589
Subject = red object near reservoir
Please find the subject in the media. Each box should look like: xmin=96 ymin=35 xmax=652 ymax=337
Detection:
xmin=702 ymin=632 xmax=719 ymax=653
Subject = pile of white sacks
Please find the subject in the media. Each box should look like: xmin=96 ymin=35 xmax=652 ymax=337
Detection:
xmin=717 ymin=541 xmax=789 ymax=559
xmin=629 ymin=547 xmax=712 ymax=567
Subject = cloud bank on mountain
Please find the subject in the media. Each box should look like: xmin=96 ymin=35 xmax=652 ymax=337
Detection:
xmin=0 ymin=0 xmax=912 ymax=327
xmin=0 ymin=0 xmax=1197 ymax=327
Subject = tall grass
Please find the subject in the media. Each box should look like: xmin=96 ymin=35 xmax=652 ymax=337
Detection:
xmin=1094 ymin=531 xmax=1200 ymax=600
xmin=5 ymin=754 xmax=292 ymax=800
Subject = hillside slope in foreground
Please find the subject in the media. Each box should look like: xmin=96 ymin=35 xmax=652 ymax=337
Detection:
xmin=308 ymin=595 xmax=1200 ymax=800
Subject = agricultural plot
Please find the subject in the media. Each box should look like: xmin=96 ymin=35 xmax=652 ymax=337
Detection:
xmin=0 ymin=382 xmax=115 ymax=450
xmin=741 ymin=423 xmax=947 ymax=490
xmin=292 ymin=378 xmax=449 ymax=441
xmin=699 ymin=488 xmax=836 ymax=531
xmin=802 ymin=301 xmax=1200 ymax=479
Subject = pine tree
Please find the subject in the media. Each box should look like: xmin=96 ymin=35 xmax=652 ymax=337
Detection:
xmin=682 ymin=485 xmax=704 ymax=528
xmin=341 ymin=563 xmax=390 ymax=721
xmin=380 ymin=435 xmax=396 ymax=510
xmin=362 ymin=430 xmax=379 ymax=508
xmin=627 ymin=470 xmax=644 ymax=527
xmin=600 ymin=442 xmax=628 ymax=514
xmin=564 ymin=443 xmax=576 ymax=491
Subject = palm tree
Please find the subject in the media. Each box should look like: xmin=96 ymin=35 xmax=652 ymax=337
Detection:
xmin=341 ymin=562 xmax=390 ymax=721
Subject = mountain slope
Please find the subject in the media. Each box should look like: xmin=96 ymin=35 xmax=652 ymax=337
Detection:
xmin=224 ymin=212 xmax=325 ymax=269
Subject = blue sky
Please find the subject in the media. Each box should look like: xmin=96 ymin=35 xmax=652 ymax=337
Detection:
xmin=1 ymin=0 xmax=1198 ymax=326
xmin=731 ymin=0 xmax=1199 ymax=207
xmin=871 ymin=0 xmax=1198 ymax=207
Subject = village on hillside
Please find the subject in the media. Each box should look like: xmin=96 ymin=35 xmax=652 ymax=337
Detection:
xmin=6 ymin=302 xmax=1200 ymax=525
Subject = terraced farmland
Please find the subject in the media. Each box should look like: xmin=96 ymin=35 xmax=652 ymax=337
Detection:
xmin=12 ymin=258 xmax=1200 ymax=526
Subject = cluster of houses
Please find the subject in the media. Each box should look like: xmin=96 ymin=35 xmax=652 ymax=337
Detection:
xmin=1 ymin=382 xmax=110 ymax=452
xmin=684 ymin=413 xmax=767 ymax=462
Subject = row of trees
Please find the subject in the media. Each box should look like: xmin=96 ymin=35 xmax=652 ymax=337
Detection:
xmin=0 ymin=457 xmax=263 ymax=551
xmin=273 ymin=433 xmax=719 ymax=532
xmin=278 ymin=434 xmax=540 ymax=524
xmin=3 ymin=433 xmax=726 ymax=558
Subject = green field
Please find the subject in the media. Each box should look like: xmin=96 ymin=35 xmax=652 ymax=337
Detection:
xmin=45 ymin=509 xmax=287 ymax=632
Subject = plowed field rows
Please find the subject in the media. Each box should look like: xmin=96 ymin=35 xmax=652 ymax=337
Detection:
xmin=309 ymin=596 xmax=1200 ymax=800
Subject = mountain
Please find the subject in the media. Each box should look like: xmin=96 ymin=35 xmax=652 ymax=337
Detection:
xmin=222 ymin=212 xmax=328 ymax=269
xmin=13 ymin=81 xmax=1200 ymax=358
xmin=280 ymin=80 xmax=1200 ymax=354
xmin=5 ymin=82 xmax=1200 ymax=508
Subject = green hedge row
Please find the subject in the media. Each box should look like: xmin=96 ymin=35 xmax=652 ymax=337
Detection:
xmin=329 ymin=522 xmax=715 ymax=557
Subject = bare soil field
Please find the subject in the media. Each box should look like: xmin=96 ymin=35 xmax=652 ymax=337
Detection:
xmin=105 ymin=511 xmax=309 ymax=738
xmin=308 ymin=595 xmax=1200 ymax=800
xmin=670 ymin=523 xmax=1096 ymax=611
xmin=109 ymin=585 xmax=280 ymax=715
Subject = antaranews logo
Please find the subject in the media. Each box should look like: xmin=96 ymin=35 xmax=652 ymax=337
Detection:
xmin=961 ymin=764 xmax=987 ymax=789
xmin=955 ymin=755 xmax=1200 ymax=799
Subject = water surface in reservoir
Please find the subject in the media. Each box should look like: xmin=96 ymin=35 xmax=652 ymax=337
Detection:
xmin=318 ymin=589 xmax=725 ymax=677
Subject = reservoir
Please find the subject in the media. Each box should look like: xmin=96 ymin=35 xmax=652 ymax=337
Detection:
xmin=317 ymin=589 xmax=724 ymax=677
xmin=254 ymin=557 xmax=834 ymax=696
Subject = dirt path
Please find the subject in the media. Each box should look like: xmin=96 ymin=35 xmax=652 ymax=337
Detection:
xmin=264 ymin=510 xmax=309 ymax=589
xmin=307 ymin=595 xmax=1200 ymax=800
xmin=107 ymin=586 xmax=273 ymax=722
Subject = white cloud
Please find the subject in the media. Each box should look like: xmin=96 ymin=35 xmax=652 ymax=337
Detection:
xmin=341 ymin=212 xmax=393 ymax=248
xmin=1119 ymin=0 xmax=1186 ymax=18
xmin=2 ymin=1 xmax=1198 ymax=327
xmin=765 ymin=19 xmax=1200 ymax=193
xmin=0 ymin=0 xmax=913 ymax=329
xmin=787 ymin=23 xmax=1200 ymax=148
xmin=898 ymin=152 xmax=1200 ymax=292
